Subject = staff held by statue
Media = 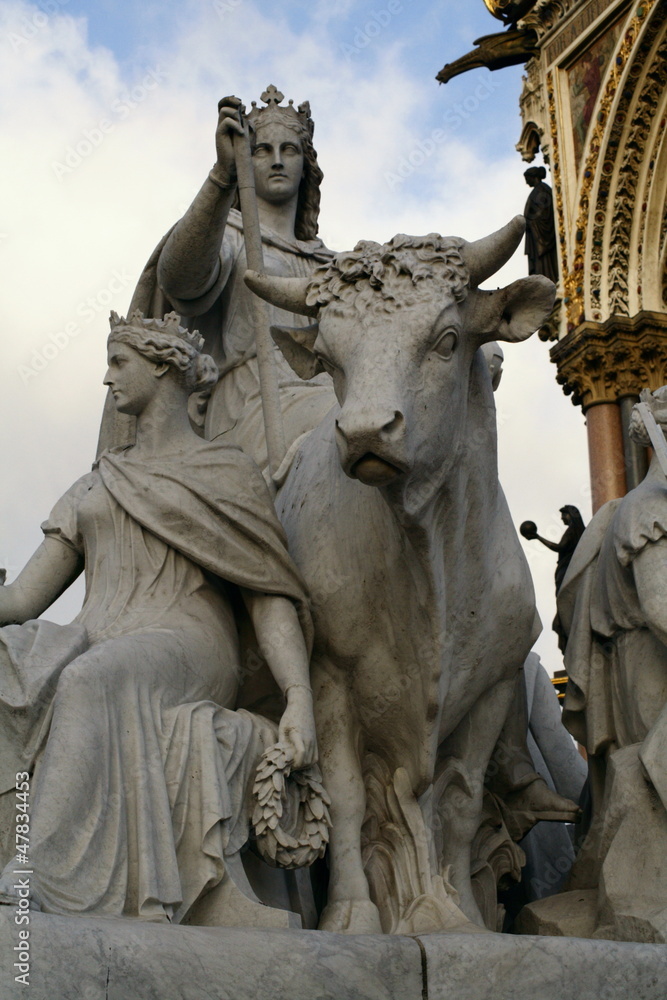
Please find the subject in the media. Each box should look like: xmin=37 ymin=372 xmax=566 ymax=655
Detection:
xmin=229 ymin=100 xmax=287 ymax=489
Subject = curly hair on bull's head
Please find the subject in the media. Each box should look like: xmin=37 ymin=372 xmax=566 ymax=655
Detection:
xmin=304 ymin=234 xmax=470 ymax=317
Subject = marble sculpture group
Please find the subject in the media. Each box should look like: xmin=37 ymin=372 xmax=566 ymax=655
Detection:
xmin=1 ymin=85 xmax=666 ymax=949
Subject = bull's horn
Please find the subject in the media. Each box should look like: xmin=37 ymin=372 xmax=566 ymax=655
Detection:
xmin=243 ymin=271 xmax=318 ymax=317
xmin=461 ymin=215 xmax=526 ymax=287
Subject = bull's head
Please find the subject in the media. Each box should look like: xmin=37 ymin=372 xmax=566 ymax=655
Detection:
xmin=245 ymin=217 xmax=555 ymax=503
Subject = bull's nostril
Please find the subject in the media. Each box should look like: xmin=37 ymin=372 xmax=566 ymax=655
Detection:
xmin=382 ymin=411 xmax=405 ymax=437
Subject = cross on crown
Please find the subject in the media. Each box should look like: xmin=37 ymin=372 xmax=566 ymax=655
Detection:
xmin=246 ymin=84 xmax=314 ymax=140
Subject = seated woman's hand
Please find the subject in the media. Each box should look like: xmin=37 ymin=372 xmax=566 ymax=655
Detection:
xmin=279 ymin=685 xmax=318 ymax=770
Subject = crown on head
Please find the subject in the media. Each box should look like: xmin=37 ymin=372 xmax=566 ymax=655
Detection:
xmin=246 ymin=84 xmax=314 ymax=141
xmin=109 ymin=310 xmax=205 ymax=352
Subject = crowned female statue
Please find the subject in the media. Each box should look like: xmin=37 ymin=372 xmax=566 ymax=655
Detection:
xmin=0 ymin=311 xmax=325 ymax=924
xmin=98 ymin=86 xmax=337 ymax=473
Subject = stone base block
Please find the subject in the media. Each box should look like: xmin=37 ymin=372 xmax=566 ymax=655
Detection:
xmin=1 ymin=909 xmax=666 ymax=999
xmin=514 ymin=889 xmax=598 ymax=938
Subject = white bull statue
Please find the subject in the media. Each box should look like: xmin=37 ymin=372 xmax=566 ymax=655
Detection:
xmin=245 ymin=217 xmax=557 ymax=934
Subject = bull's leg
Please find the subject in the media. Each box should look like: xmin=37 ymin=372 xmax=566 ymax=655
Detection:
xmin=313 ymin=658 xmax=382 ymax=934
xmin=489 ymin=668 xmax=580 ymax=821
xmin=436 ymin=676 xmax=516 ymax=926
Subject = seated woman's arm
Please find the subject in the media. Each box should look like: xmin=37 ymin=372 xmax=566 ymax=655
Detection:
xmin=0 ymin=536 xmax=83 ymax=626
xmin=241 ymin=590 xmax=317 ymax=769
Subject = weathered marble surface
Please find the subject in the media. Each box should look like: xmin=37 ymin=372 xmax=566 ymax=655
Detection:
xmin=422 ymin=930 xmax=667 ymax=1000
xmin=1 ymin=911 xmax=665 ymax=1000
xmin=0 ymin=912 xmax=422 ymax=1000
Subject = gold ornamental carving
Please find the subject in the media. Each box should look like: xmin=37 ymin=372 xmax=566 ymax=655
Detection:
xmin=517 ymin=57 xmax=547 ymax=161
xmin=483 ymin=0 xmax=540 ymax=21
xmin=637 ymin=78 xmax=667 ymax=307
xmin=550 ymin=311 xmax=667 ymax=408
xmin=607 ymin=32 xmax=667 ymax=315
xmin=564 ymin=0 xmax=658 ymax=330
xmin=588 ymin=19 xmax=667 ymax=316
xmin=547 ymin=72 xmax=569 ymax=284
xmin=520 ymin=0 xmax=580 ymax=40
xmin=543 ymin=0 xmax=630 ymax=61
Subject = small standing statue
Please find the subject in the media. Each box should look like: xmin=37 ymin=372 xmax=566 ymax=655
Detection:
xmin=523 ymin=166 xmax=559 ymax=283
xmin=520 ymin=506 xmax=586 ymax=651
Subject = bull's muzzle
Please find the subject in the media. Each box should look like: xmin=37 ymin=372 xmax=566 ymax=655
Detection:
xmin=335 ymin=407 xmax=407 ymax=485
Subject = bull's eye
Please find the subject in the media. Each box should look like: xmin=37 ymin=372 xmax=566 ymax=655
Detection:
xmin=432 ymin=329 xmax=458 ymax=360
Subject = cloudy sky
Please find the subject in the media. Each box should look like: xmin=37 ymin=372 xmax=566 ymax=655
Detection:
xmin=1 ymin=0 xmax=589 ymax=671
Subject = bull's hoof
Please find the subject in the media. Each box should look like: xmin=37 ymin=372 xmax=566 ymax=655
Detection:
xmin=506 ymin=778 xmax=581 ymax=822
xmin=318 ymin=899 xmax=383 ymax=934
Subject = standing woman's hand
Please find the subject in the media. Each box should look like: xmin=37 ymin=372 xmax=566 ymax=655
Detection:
xmin=212 ymin=96 xmax=245 ymax=188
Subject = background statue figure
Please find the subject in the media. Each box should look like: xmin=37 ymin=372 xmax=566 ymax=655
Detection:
xmin=0 ymin=312 xmax=319 ymax=925
xmin=521 ymin=505 xmax=586 ymax=593
xmin=98 ymin=87 xmax=336 ymax=473
xmin=546 ymin=386 xmax=667 ymax=942
xmin=521 ymin=505 xmax=586 ymax=651
xmin=523 ymin=166 xmax=558 ymax=283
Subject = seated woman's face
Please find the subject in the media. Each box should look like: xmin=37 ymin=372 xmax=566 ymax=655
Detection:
xmin=104 ymin=341 xmax=165 ymax=415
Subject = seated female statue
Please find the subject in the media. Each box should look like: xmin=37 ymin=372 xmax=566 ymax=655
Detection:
xmin=0 ymin=311 xmax=317 ymax=924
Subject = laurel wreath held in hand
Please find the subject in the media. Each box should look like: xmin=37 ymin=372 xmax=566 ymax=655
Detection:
xmin=252 ymin=742 xmax=332 ymax=870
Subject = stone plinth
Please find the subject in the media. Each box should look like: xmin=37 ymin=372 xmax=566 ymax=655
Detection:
xmin=1 ymin=910 xmax=665 ymax=1000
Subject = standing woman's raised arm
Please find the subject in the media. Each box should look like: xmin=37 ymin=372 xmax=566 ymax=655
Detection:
xmin=157 ymin=98 xmax=244 ymax=304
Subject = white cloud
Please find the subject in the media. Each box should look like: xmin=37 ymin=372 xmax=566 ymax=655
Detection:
xmin=1 ymin=0 xmax=590 ymax=673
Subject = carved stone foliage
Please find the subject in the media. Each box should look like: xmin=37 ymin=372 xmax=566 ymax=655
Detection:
xmin=517 ymin=56 xmax=548 ymax=161
xmin=550 ymin=311 xmax=667 ymax=407
xmin=564 ymin=1 xmax=657 ymax=329
xmin=547 ymin=73 xmax=569 ymax=290
xmin=637 ymin=94 xmax=667 ymax=310
xmin=531 ymin=1 xmax=667 ymax=337
xmin=361 ymin=756 xmax=469 ymax=935
xmin=538 ymin=297 xmax=562 ymax=341
xmin=520 ymin=0 xmax=579 ymax=40
xmin=360 ymin=755 xmax=526 ymax=935
xmin=605 ymin=32 xmax=667 ymax=317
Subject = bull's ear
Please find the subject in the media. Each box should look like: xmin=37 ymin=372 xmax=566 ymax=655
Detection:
xmin=472 ymin=275 xmax=556 ymax=345
xmin=270 ymin=324 xmax=324 ymax=380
